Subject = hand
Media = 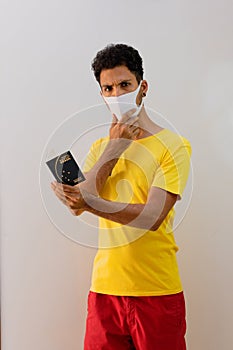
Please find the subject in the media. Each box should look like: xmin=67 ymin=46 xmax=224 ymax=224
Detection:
xmin=50 ymin=181 xmax=87 ymax=215
xmin=109 ymin=109 xmax=140 ymax=141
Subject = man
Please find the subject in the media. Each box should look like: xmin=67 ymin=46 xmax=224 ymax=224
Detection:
xmin=51 ymin=43 xmax=191 ymax=350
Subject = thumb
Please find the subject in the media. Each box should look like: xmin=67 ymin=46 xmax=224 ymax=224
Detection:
xmin=111 ymin=114 xmax=118 ymax=126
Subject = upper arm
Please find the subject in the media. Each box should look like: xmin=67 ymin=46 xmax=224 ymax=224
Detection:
xmin=146 ymin=186 xmax=178 ymax=231
xmin=152 ymin=140 xmax=192 ymax=200
xmin=145 ymin=138 xmax=191 ymax=231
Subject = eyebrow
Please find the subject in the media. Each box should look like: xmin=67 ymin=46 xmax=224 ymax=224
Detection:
xmin=101 ymin=79 xmax=132 ymax=88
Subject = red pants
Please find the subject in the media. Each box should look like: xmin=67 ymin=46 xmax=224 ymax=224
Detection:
xmin=84 ymin=291 xmax=186 ymax=350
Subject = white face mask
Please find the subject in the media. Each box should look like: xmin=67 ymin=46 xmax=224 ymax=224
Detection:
xmin=102 ymin=81 xmax=143 ymax=119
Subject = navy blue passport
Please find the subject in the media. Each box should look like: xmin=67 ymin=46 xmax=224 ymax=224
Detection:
xmin=46 ymin=151 xmax=85 ymax=186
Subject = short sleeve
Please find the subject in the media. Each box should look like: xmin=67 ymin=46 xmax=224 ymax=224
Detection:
xmin=82 ymin=142 xmax=97 ymax=173
xmin=152 ymin=138 xmax=192 ymax=199
xmin=82 ymin=137 xmax=108 ymax=173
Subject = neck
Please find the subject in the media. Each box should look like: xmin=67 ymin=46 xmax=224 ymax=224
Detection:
xmin=136 ymin=104 xmax=164 ymax=139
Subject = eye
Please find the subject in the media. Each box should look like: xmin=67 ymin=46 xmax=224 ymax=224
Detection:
xmin=104 ymin=86 xmax=112 ymax=92
xmin=121 ymin=82 xmax=130 ymax=87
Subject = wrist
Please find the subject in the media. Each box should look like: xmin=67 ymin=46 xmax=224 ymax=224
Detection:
xmin=80 ymin=190 xmax=96 ymax=212
xmin=107 ymin=138 xmax=132 ymax=156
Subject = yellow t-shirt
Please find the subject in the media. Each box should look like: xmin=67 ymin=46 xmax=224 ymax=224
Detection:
xmin=83 ymin=128 xmax=192 ymax=296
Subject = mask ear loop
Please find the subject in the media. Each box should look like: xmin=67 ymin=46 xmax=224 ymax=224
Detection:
xmin=137 ymin=80 xmax=145 ymax=107
xmin=100 ymin=90 xmax=110 ymax=108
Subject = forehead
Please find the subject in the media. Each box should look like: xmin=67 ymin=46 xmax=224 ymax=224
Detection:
xmin=100 ymin=65 xmax=137 ymax=85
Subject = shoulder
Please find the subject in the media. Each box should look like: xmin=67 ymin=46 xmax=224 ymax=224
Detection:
xmin=156 ymin=129 xmax=192 ymax=154
xmin=90 ymin=135 xmax=109 ymax=149
xmin=88 ymin=136 xmax=110 ymax=158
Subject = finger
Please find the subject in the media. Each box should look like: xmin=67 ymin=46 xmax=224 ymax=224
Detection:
xmin=133 ymin=127 xmax=140 ymax=136
xmin=70 ymin=209 xmax=84 ymax=216
xmin=51 ymin=182 xmax=65 ymax=197
xmin=127 ymin=120 xmax=139 ymax=130
xmin=51 ymin=182 xmax=78 ymax=195
xmin=51 ymin=182 xmax=74 ymax=201
xmin=119 ymin=108 xmax=137 ymax=123
xmin=55 ymin=187 xmax=77 ymax=200
xmin=52 ymin=187 xmax=67 ymax=204
xmin=51 ymin=183 xmax=80 ymax=211
xmin=126 ymin=117 xmax=139 ymax=128
xmin=111 ymin=114 xmax=118 ymax=127
xmin=56 ymin=191 xmax=76 ymax=207
xmin=130 ymin=125 xmax=140 ymax=134
xmin=120 ymin=108 xmax=137 ymax=123
xmin=52 ymin=182 xmax=77 ymax=192
xmin=129 ymin=125 xmax=141 ymax=137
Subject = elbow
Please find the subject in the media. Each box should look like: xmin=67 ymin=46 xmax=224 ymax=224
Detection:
xmin=150 ymin=222 xmax=160 ymax=231
xmin=148 ymin=217 xmax=164 ymax=231
xmin=131 ymin=206 xmax=165 ymax=231
xmin=146 ymin=207 xmax=169 ymax=231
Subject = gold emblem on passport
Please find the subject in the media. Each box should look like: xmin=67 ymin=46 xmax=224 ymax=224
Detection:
xmin=46 ymin=151 xmax=85 ymax=186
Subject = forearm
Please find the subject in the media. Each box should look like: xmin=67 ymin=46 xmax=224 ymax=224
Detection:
xmin=84 ymin=193 xmax=159 ymax=231
xmin=79 ymin=139 xmax=131 ymax=195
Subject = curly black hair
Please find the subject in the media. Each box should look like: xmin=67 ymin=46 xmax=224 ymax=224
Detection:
xmin=91 ymin=43 xmax=144 ymax=84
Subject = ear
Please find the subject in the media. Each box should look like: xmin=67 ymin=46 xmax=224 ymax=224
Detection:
xmin=141 ymin=80 xmax=149 ymax=96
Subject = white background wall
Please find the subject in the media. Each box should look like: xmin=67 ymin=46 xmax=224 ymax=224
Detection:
xmin=1 ymin=0 xmax=233 ymax=349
